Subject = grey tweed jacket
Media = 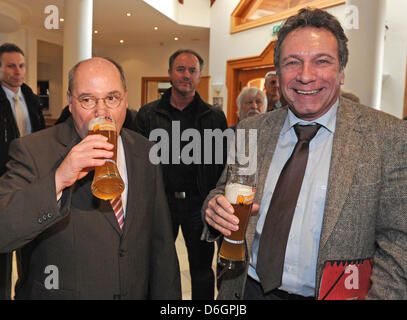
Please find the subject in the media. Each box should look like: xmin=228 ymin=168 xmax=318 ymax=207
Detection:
xmin=202 ymin=97 xmax=407 ymax=300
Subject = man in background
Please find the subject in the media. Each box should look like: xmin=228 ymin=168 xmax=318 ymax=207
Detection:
xmin=135 ymin=49 xmax=228 ymax=299
xmin=0 ymin=42 xmax=45 ymax=300
xmin=264 ymin=71 xmax=286 ymax=111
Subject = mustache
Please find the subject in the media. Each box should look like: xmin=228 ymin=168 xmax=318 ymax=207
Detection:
xmin=247 ymin=109 xmax=261 ymax=115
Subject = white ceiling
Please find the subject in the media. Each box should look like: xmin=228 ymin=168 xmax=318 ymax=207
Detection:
xmin=14 ymin=0 xmax=209 ymax=46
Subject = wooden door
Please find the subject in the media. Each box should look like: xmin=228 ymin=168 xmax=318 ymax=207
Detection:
xmin=226 ymin=41 xmax=276 ymax=126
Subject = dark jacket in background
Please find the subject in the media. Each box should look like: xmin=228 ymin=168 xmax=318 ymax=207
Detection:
xmin=134 ymin=88 xmax=228 ymax=201
xmin=0 ymin=83 xmax=45 ymax=300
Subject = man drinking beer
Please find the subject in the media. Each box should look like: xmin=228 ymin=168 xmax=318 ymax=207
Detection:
xmin=0 ymin=57 xmax=181 ymax=299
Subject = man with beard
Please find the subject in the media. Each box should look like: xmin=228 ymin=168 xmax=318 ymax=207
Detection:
xmin=135 ymin=49 xmax=228 ymax=300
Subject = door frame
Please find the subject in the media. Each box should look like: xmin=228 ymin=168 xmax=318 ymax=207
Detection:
xmin=226 ymin=41 xmax=276 ymax=126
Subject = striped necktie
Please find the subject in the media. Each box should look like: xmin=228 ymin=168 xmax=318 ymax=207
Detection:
xmin=13 ymin=93 xmax=28 ymax=137
xmin=110 ymin=196 xmax=124 ymax=230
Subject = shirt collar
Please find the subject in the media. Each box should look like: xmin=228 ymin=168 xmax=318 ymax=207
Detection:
xmin=2 ymin=84 xmax=21 ymax=100
xmin=281 ymin=99 xmax=339 ymax=135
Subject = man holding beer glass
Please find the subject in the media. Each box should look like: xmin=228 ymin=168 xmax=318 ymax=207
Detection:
xmin=0 ymin=57 xmax=181 ymax=299
xmin=203 ymin=8 xmax=407 ymax=300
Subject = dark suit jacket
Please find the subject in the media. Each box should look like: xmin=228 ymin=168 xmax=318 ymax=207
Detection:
xmin=0 ymin=83 xmax=45 ymax=300
xmin=203 ymin=97 xmax=407 ymax=299
xmin=0 ymin=117 xmax=181 ymax=299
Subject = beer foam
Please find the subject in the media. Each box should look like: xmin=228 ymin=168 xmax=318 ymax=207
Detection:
xmin=88 ymin=116 xmax=115 ymax=131
xmin=225 ymin=183 xmax=254 ymax=204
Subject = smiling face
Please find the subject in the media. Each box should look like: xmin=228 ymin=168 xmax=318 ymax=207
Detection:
xmin=278 ymin=27 xmax=344 ymax=121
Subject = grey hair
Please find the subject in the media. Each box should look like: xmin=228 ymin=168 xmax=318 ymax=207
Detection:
xmin=264 ymin=70 xmax=277 ymax=81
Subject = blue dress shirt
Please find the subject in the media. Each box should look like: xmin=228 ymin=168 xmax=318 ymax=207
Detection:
xmin=248 ymin=100 xmax=339 ymax=297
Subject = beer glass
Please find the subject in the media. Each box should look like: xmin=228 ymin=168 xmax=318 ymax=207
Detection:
xmin=88 ymin=111 xmax=124 ymax=200
xmin=218 ymin=166 xmax=257 ymax=271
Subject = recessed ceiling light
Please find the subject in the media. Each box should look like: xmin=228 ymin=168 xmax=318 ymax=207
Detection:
xmin=174 ymin=36 xmax=179 ymax=41
xmin=120 ymin=40 xmax=124 ymax=44
xmin=94 ymin=30 xmax=99 ymax=34
xmin=126 ymin=12 xmax=131 ymax=16
xmin=154 ymin=26 xmax=158 ymax=30
xmin=59 ymin=18 xmax=64 ymax=22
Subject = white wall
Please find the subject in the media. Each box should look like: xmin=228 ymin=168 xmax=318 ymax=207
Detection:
xmin=94 ymin=40 xmax=209 ymax=110
xmin=143 ymin=0 xmax=210 ymax=28
xmin=381 ymin=0 xmax=407 ymax=118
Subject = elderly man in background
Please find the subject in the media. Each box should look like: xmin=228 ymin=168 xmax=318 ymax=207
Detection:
xmin=230 ymin=87 xmax=267 ymax=130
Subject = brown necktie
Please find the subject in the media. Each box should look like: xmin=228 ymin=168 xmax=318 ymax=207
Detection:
xmin=256 ymin=124 xmax=321 ymax=293
xmin=13 ymin=93 xmax=28 ymax=137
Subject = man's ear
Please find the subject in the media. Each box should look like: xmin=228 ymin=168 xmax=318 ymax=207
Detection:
xmin=67 ymin=91 xmax=72 ymax=113
xmin=339 ymin=68 xmax=345 ymax=85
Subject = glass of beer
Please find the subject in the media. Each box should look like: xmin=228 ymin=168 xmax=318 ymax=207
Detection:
xmin=88 ymin=110 xmax=124 ymax=200
xmin=218 ymin=166 xmax=257 ymax=271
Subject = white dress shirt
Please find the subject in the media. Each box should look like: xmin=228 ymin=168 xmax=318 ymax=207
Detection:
xmin=2 ymin=85 xmax=33 ymax=134
xmin=248 ymin=100 xmax=339 ymax=296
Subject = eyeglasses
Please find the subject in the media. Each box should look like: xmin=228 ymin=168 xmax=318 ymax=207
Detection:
xmin=71 ymin=93 xmax=123 ymax=110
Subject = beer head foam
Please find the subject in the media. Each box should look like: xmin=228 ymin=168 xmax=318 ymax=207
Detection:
xmin=88 ymin=116 xmax=116 ymax=131
xmin=225 ymin=183 xmax=255 ymax=204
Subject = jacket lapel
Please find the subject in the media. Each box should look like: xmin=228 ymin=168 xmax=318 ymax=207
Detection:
xmin=120 ymin=129 xmax=142 ymax=240
xmin=318 ymin=99 xmax=363 ymax=250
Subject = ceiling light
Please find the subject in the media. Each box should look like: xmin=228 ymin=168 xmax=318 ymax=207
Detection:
xmin=126 ymin=12 xmax=131 ymax=16
xmin=154 ymin=26 xmax=158 ymax=30
xmin=120 ymin=40 xmax=124 ymax=44
xmin=174 ymin=36 xmax=179 ymax=41
xmin=59 ymin=18 xmax=64 ymax=22
xmin=94 ymin=30 xmax=99 ymax=34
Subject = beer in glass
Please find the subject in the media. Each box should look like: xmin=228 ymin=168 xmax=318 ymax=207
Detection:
xmin=218 ymin=167 xmax=256 ymax=270
xmin=88 ymin=114 xmax=124 ymax=200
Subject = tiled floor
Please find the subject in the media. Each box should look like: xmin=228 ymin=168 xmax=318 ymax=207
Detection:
xmin=175 ymin=229 xmax=218 ymax=300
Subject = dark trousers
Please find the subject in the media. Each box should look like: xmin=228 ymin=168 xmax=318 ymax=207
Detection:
xmin=244 ymin=276 xmax=314 ymax=300
xmin=169 ymin=196 xmax=215 ymax=300
xmin=0 ymin=253 xmax=12 ymax=300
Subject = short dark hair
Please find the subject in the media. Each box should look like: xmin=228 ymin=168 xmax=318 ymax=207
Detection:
xmin=0 ymin=43 xmax=25 ymax=66
xmin=274 ymin=8 xmax=349 ymax=73
xmin=68 ymin=57 xmax=127 ymax=93
xmin=169 ymin=49 xmax=204 ymax=72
